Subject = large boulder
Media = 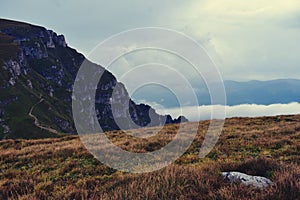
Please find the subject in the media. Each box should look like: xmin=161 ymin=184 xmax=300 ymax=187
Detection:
xmin=222 ymin=171 xmax=273 ymax=188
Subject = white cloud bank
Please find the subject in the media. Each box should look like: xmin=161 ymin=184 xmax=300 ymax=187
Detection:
xmin=156 ymin=102 xmax=300 ymax=121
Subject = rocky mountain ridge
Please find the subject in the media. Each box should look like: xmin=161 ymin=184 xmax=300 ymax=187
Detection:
xmin=0 ymin=18 xmax=186 ymax=139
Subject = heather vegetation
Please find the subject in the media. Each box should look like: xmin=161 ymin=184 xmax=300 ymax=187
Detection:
xmin=0 ymin=115 xmax=299 ymax=199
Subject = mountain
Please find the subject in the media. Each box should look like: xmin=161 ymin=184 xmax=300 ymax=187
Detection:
xmin=195 ymin=79 xmax=300 ymax=106
xmin=224 ymin=79 xmax=300 ymax=105
xmin=132 ymin=79 xmax=300 ymax=108
xmin=0 ymin=18 xmax=186 ymax=139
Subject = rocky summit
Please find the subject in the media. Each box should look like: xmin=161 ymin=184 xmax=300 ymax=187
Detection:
xmin=0 ymin=18 xmax=187 ymax=139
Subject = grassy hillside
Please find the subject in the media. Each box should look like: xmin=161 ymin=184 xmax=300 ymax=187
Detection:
xmin=0 ymin=19 xmax=83 ymax=139
xmin=0 ymin=115 xmax=299 ymax=199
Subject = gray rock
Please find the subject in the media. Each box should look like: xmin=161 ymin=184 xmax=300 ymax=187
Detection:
xmin=222 ymin=171 xmax=273 ymax=188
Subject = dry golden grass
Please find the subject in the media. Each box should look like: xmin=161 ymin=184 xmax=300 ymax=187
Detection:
xmin=0 ymin=115 xmax=299 ymax=199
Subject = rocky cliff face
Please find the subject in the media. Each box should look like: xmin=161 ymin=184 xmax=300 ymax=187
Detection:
xmin=0 ymin=19 xmax=187 ymax=139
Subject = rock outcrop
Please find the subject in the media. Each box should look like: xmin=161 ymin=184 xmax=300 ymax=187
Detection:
xmin=222 ymin=171 xmax=273 ymax=188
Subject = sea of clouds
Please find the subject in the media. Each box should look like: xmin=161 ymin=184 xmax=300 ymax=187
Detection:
xmin=156 ymin=102 xmax=300 ymax=121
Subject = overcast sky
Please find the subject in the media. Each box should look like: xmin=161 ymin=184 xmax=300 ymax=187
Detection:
xmin=1 ymin=0 xmax=300 ymax=81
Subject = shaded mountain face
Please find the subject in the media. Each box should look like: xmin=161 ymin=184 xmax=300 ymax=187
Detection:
xmin=0 ymin=19 xmax=186 ymax=139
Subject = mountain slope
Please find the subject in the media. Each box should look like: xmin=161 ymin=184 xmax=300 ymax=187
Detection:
xmin=0 ymin=18 xmax=186 ymax=139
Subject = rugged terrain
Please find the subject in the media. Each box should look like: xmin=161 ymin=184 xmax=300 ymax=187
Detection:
xmin=0 ymin=115 xmax=299 ymax=199
xmin=0 ymin=18 xmax=185 ymax=139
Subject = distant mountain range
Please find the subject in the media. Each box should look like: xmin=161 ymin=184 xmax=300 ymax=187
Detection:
xmin=196 ymin=79 xmax=300 ymax=106
xmin=224 ymin=79 xmax=300 ymax=105
xmin=132 ymin=79 xmax=300 ymax=108
xmin=0 ymin=18 xmax=186 ymax=139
